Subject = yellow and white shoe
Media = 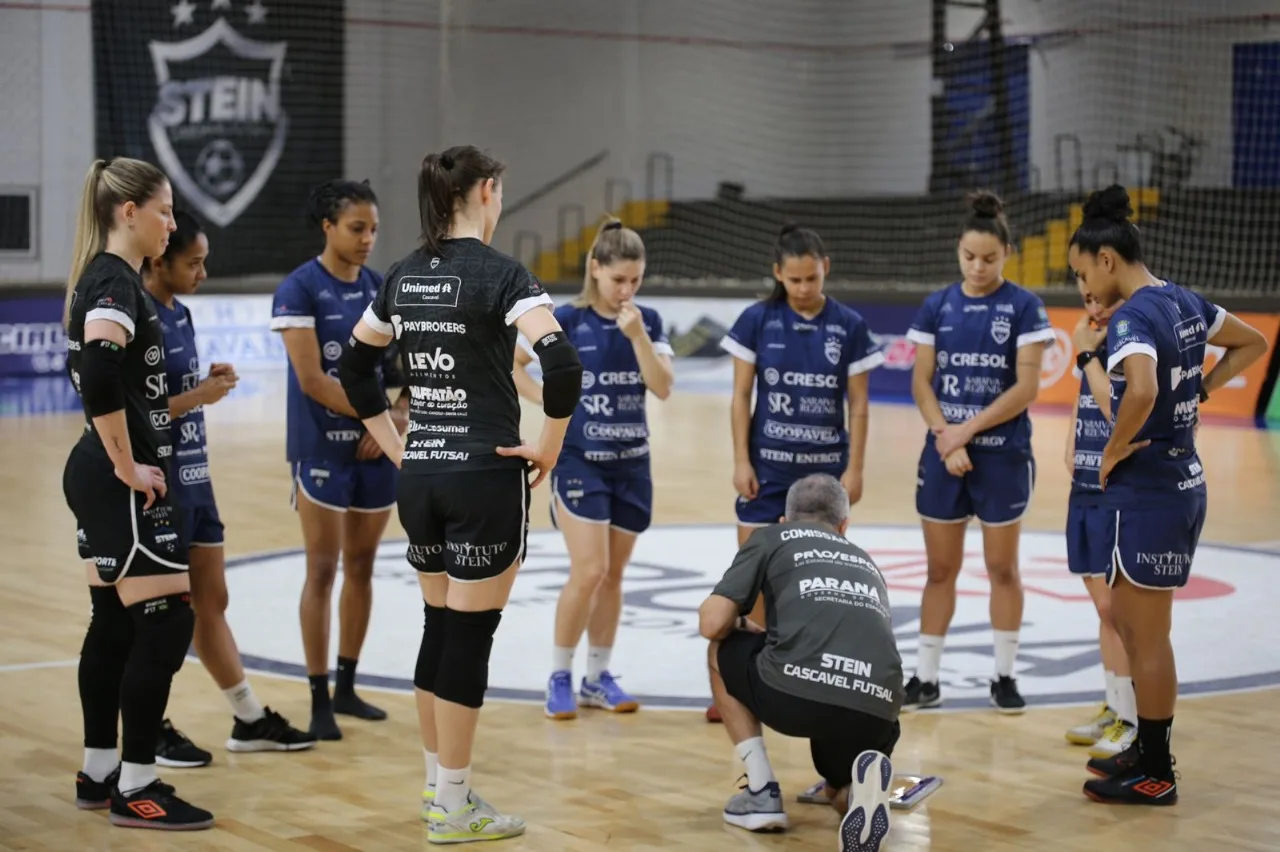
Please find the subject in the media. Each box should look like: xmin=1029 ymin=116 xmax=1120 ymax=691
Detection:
xmin=420 ymin=786 xmax=436 ymax=821
xmin=1065 ymin=704 xmax=1115 ymax=745
xmin=1088 ymin=718 xmax=1137 ymax=759
xmin=426 ymin=792 xmax=525 ymax=844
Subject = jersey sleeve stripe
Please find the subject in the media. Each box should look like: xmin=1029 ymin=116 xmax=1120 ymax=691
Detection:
xmin=505 ymin=293 xmax=555 ymax=327
xmin=1207 ymin=305 xmax=1227 ymax=339
xmin=1106 ymin=341 xmax=1157 ymax=376
xmin=1016 ymin=327 xmax=1058 ymax=348
xmin=652 ymin=341 xmax=675 ymax=357
xmin=905 ymin=329 xmax=934 ymax=346
xmin=718 ymin=336 xmax=755 ymax=364
xmin=85 ymin=307 xmax=136 ymax=340
xmin=269 ymin=315 xmax=316 ymax=331
xmin=362 ymin=305 xmax=394 ymax=336
xmin=848 ymin=350 xmax=885 ymax=376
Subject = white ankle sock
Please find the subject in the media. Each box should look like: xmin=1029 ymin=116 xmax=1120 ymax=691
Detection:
xmin=552 ymin=646 xmax=575 ymax=674
xmin=1114 ymin=676 xmax=1137 ymax=725
xmin=992 ymin=630 xmax=1020 ymax=678
xmin=916 ymin=634 xmax=944 ymax=683
xmin=82 ymin=748 xmax=118 ymax=783
xmin=436 ymin=764 xmax=471 ymax=813
xmin=118 ymin=761 xmax=156 ymax=796
xmin=1104 ymin=670 xmax=1118 ymax=712
xmin=734 ymin=736 xmax=776 ymax=791
xmin=223 ymin=679 xmax=266 ymax=723
xmin=424 ymin=748 xmax=438 ymax=790
xmin=586 ymin=646 xmax=612 ymax=682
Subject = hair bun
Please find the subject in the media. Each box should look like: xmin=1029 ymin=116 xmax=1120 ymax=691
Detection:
xmin=1083 ymin=184 xmax=1133 ymax=224
xmin=778 ymin=222 xmax=802 ymax=238
xmin=967 ymin=190 xmax=1003 ymax=219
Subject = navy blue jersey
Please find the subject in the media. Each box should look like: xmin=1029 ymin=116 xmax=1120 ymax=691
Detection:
xmin=148 ymin=294 xmax=215 ymax=507
xmin=720 ymin=298 xmax=883 ymax=482
xmin=1070 ymin=347 xmax=1112 ymax=499
xmin=1104 ymin=281 xmax=1224 ymax=504
xmin=906 ymin=281 xmax=1055 ymax=453
xmin=270 ymin=259 xmax=385 ymax=463
xmin=547 ymin=303 xmax=672 ymax=475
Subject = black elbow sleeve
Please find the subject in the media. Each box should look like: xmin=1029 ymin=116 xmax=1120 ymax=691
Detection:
xmin=78 ymin=339 xmax=127 ymax=417
xmin=533 ymin=331 xmax=583 ymax=419
xmin=337 ymin=336 xmax=389 ymax=420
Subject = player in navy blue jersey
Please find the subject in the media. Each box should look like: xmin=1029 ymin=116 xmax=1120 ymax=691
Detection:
xmin=714 ymin=224 xmax=884 ymax=722
xmin=1061 ymin=279 xmax=1137 ymax=759
xmin=512 ymin=218 xmax=675 ymax=720
xmin=143 ymin=212 xmax=315 ymax=767
xmin=1067 ymin=185 xmax=1267 ymax=806
xmin=904 ymin=191 xmax=1057 ymax=714
xmin=271 ymin=180 xmax=409 ymax=741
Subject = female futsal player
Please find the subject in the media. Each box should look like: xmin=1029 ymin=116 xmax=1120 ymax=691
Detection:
xmin=512 ymin=217 xmax=674 ymax=720
xmin=144 ymin=211 xmax=316 ymax=762
xmin=1061 ymin=281 xmax=1136 ymax=758
xmin=337 ymin=145 xmax=582 ymax=843
xmin=903 ymin=191 xmax=1057 ymax=714
xmin=62 ymin=157 xmax=212 ymax=829
xmin=270 ymin=179 xmax=408 ymax=740
xmin=710 ymin=224 xmax=883 ymax=721
xmin=1068 ymin=185 xmax=1267 ymax=805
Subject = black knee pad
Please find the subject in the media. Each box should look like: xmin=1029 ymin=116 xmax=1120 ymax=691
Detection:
xmin=414 ymin=603 xmax=448 ymax=692
xmin=79 ymin=586 xmax=135 ymax=749
xmin=434 ymin=608 xmax=503 ymax=709
xmin=126 ymin=592 xmax=195 ymax=675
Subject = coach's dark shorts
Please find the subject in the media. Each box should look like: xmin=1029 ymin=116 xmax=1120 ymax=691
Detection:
xmin=717 ymin=631 xmax=900 ymax=789
xmin=397 ymin=468 xmax=531 ymax=582
xmin=64 ymin=446 xmax=189 ymax=585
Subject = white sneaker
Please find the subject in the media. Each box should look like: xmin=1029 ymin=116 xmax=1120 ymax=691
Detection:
xmin=425 ymin=792 xmax=525 ymax=844
xmin=839 ymin=750 xmax=893 ymax=852
xmin=1088 ymin=718 xmax=1137 ymax=759
xmin=1065 ymin=704 xmax=1115 ymax=745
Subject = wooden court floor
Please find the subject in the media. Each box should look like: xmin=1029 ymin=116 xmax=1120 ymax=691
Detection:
xmin=2 ymin=381 xmax=1280 ymax=851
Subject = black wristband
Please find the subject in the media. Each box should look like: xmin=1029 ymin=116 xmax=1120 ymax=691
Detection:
xmin=1076 ymin=350 xmax=1096 ymax=371
xmin=1199 ymin=386 xmax=1210 ymax=404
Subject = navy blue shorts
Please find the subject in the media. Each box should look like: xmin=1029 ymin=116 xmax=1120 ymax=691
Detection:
xmin=1108 ymin=496 xmax=1207 ymax=590
xmin=181 ymin=502 xmax=225 ymax=548
xmin=292 ymin=456 xmax=398 ymax=513
xmin=1065 ymin=498 xmax=1111 ymax=577
xmin=551 ymin=463 xmax=653 ymax=535
xmin=916 ymin=446 xmax=1035 ymax=526
xmin=734 ymin=478 xmax=792 ymax=527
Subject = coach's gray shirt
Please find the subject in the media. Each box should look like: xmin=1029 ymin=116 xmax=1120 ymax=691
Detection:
xmin=712 ymin=522 xmax=904 ymax=720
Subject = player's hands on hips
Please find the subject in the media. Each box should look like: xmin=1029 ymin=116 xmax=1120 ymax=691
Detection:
xmin=840 ymin=466 xmax=863 ymax=505
xmin=617 ymin=301 xmax=645 ymax=341
xmin=496 ymin=441 xmax=556 ymax=488
xmin=117 ymin=462 xmax=167 ymax=510
xmin=733 ymin=460 xmax=759 ymax=500
xmin=355 ymin=432 xmax=383 ymax=461
xmin=1072 ymin=314 xmax=1106 ymax=354
xmin=944 ymin=447 xmax=972 ymax=477
xmin=933 ymin=422 xmax=972 ymax=459
xmin=1099 ymin=439 xmax=1150 ymax=490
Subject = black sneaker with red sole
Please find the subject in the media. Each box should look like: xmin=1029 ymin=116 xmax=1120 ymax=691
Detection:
xmin=1086 ymin=742 xmax=1141 ymax=778
xmin=75 ymin=765 xmax=120 ymax=810
xmin=109 ymin=778 xmax=214 ymax=830
xmin=1083 ymin=764 xmax=1178 ymax=806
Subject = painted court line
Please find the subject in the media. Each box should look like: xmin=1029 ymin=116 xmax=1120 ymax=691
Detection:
xmin=0 ymin=658 xmax=79 ymax=673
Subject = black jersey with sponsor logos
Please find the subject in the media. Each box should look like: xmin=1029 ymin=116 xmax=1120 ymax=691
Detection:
xmin=66 ymin=252 xmax=174 ymax=468
xmin=712 ymin=522 xmax=904 ymax=720
xmin=364 ymin=238 xmax=554 ymax=475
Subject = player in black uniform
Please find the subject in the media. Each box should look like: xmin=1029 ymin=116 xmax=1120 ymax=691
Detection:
xmin=62 ymin=157 xmax=213 ymax=830
xmin=337 ymin=145 xmax=583 ymax=844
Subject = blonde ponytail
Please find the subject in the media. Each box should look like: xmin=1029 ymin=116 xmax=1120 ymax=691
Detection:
xmin=575 ymin=216 xmax=646 ymax=308
xmin=65 ymin=160 xmax=109 ymax=327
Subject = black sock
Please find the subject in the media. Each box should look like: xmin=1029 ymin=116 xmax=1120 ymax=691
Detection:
xmin=79 ymin=586 xmax=134 ymax=750
xmin=335 ymin=656 xmax=358 ymax=696
xmin=1136 ymin=715 xmax=1174 ymax=776
xmin=120 ymin=594 xmax=194 ymax=766
xmin=309 ymin=674 xmax=331 ymax=712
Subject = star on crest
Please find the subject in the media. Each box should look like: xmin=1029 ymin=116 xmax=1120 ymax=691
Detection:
xmin=170 ymin=0 xmax=196 ymax=27
xmin=245 ymin=0 xmax=268 ymax=25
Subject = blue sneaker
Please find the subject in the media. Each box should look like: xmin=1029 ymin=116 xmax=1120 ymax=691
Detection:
xmin=545 ymin=671 xmax=577 ymax=720
xmin=579 ymin=671 xmax=640 ymax=713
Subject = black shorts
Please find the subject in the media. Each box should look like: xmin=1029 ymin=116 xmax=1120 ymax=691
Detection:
xmin=718 ymin=631 xmax=900 ymax=790
xmin=397 ymin=468 xmax=531 ymax=582
xmin=63 ymin=446 xmax=189 ymax=585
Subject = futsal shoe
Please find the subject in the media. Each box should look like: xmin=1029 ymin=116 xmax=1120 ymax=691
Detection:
xmin=578 ymin=672 xmax=639 ymax=712
xmin=1088 ymin=719 xmax=1137 ymax=759
xmin=420 ymin=786 xmax=435 ymax=821
xmin=544 ymin=671 xmax=578 ymax=720
xmin=839 ymin=750 xmax=893 ymax=852
xmin=155 ymin=719 xmax=213 ymax=768
xmin=1066 ymin=704 xmax=1116 ymax=745
xmin=722 ymin=777 xmax=788 ymax=832
xmin=332 ymin=690 xmax=387 ymax=721
xmin=1086 ymin=741 xmax=1141 ymax=778
xmin=706 ymin=704 xmax=722 ymax=723
xmin=901 ymin=676 xmax=941 ymax=710
xmin=109 ymin=779 xmax=215 ymax=830
xmin=425 ymin=792 xmax=525 ymax=844
xmin=1083 ymin=764 xmax=1178 ymax=806
xmin=989 ymin=676 xmax=1027 ymax=714
xmin=74 ymin=764 xmax=121 ymax=810
xmin=226 ymin=707 xmax=317 ymax=753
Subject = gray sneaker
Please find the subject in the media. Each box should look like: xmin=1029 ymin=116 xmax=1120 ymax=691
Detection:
xmin=425 ymin=791 xmax=525 ymax=844
xmin=723 ymin=778 xmax=788 ymax=832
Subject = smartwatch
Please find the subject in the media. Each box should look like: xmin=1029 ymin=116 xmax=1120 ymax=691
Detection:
xmin=1076 ymin=350 xmax=1097 ymax=371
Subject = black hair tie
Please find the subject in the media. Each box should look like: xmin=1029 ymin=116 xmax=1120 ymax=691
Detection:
xmin=439 ymin=154 xmax=455 ymax=170
xmin=603 ymin=221 xmax=623 ymax=231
